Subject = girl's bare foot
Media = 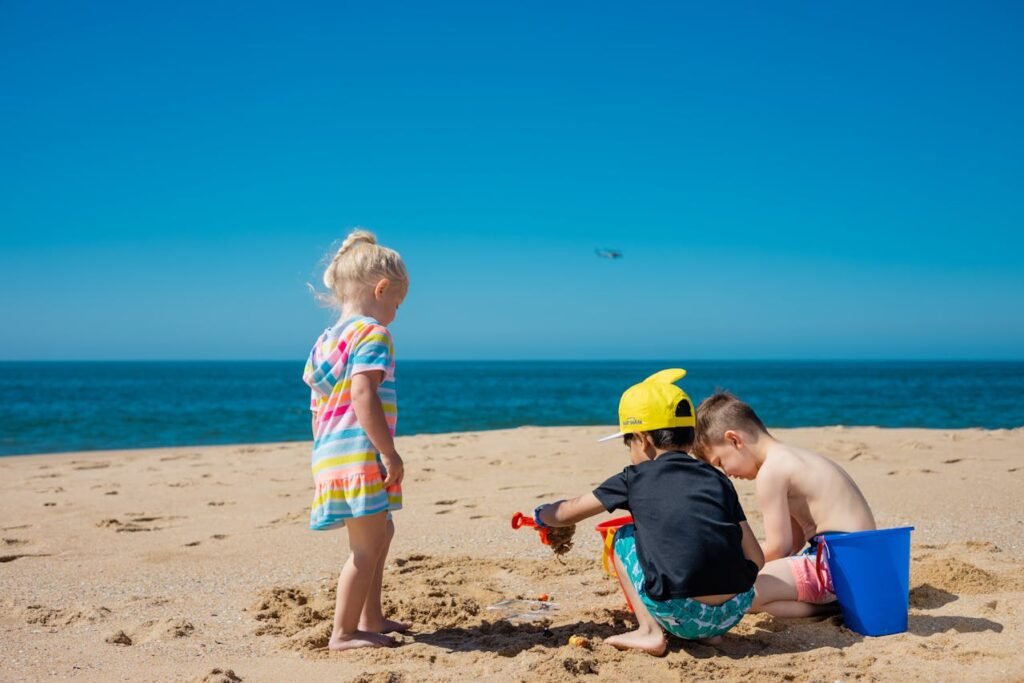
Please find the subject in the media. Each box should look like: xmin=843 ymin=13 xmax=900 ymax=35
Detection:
xmin=359 ymin=618 xmax=412 ymax=634
xmin=604 ymin=628 xmax=667 ymax=656
xmin=328 ymin=630 xmax=396 ymax=651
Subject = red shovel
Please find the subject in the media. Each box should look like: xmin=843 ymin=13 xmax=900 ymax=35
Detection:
xmin=511 ymin=512 xmax=553 ymax=546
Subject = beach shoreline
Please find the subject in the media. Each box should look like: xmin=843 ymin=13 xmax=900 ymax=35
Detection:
xmin=1 ymin=425 xmax=1021 ymax=682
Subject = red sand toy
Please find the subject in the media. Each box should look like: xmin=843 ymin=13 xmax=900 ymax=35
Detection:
xmin=511 ymin=512 xmax=575 ymax=555
xmin=511 ymin=511 xmax=551 ymax=544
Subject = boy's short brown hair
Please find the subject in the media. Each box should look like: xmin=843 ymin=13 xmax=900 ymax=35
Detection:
xmin=694 ymin=391 xmax=770 ymax=459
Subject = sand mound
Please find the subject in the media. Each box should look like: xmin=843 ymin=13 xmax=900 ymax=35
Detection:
xmin=251 ymin=587 xmax=327 ymax=637
xmin=131 ymin=618 xmax=196 ymax=643
xmin=349 ymin=673 xmax=405 ymax=683
xmin=914 ymin=558 xmax=1005 ymax=595
xmin=193 ymin=668 xmax=243 ymax=683
xmin=23 ymin=604 xmax=111 ymax=627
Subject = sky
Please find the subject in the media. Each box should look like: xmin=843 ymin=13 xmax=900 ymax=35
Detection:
xmin=2 ymin=1 xmax=1023 ymax=361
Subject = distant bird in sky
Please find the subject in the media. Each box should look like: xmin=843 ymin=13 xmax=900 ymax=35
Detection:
xmin=595 ymin=248 xmax=623 ymax=259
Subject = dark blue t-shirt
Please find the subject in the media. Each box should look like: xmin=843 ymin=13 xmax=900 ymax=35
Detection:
xmin=593 ymin=451 xmax=758 ymax=601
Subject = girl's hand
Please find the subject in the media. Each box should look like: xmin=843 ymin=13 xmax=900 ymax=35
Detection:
xmin=381 ymin=451 xmax=404 ymax=488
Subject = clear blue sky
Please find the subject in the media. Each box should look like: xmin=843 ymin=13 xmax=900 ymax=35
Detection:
xmin=2 ymin=1 xmax=1022 ymax=360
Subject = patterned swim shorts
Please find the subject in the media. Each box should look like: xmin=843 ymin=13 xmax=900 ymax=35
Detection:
xmin=788 ymin=534 xmax=839 ymax=604
xmin=613 ymin=525 xmax=755 ymax=640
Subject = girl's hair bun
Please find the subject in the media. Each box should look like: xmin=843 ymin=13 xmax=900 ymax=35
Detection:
xmin=318 ymin=228 xmax=407 ymax=306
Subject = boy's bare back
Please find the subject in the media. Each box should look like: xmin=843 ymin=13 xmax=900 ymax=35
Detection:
xmin=756 ymin=441 xmax=876 ymax=559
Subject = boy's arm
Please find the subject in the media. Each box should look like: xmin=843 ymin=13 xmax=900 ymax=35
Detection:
xmin=739 ymin=521 xmax=765 ymax=569
xmin=756 ymin=467 xmax=794 ymax=562
xmin=789 ymin=516 xmax=807 ymax=554
xmin=535 ymin=493 xmax=605 ymax=527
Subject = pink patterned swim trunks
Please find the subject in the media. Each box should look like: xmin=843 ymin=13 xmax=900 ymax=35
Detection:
xmin=788 ymin=546 xmax=836 ymax=604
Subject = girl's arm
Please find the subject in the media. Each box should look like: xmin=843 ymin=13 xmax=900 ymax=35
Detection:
xmin=350 ymin=371 xmax=404 ymax=487
xmin=535 ymin=493 xmax=605 ymax=527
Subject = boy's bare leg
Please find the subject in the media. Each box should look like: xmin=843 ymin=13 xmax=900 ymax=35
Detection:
xmin=751 ymin=559 xmax=832 ymax=618
xmin=604 ymin=552 xmax=667 ymax=656
xmin=329 ymin=512 xmax=396 ymax=651
xmin=358 ymin=518 xmax=411 ymax=634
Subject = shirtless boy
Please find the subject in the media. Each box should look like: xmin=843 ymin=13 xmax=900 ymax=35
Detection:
xmin=694 ymin=392 xmax=876 ymax=617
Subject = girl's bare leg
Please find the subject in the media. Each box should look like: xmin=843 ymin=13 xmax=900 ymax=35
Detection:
xmin=328 ymin=512 xmax=396 ymax=651
xmin=604 ymin=551 xmax=667 ymax=656
xmin=358 ymin=518 xmax=411 ymax=633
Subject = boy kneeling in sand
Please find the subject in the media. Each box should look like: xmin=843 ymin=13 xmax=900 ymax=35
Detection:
xmin=694 ymin=392 xmax=876 ymax=618
xmin=533 ymin=370 xmax=764 ymax=655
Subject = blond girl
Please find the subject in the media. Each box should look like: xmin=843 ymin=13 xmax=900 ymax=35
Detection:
xmin=303 ymin=229 xmax=409 ymax=650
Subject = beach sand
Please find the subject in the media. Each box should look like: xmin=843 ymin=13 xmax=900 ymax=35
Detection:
xmin=1 ymin=426 xmax=1022 ymax=682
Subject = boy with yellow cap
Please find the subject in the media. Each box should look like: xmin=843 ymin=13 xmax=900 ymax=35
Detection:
xmin=533 ymin=370 xmax=764 ymax=655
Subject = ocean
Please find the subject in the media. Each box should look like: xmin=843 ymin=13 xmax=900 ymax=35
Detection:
xmin=1 ymin=361 xmax=1022 ymax=457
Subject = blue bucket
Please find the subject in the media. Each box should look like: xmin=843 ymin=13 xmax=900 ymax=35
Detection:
xmin=822 ymin=527 xmax=914 ymax=636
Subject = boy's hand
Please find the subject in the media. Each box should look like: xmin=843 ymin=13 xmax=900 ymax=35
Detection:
xmin=381 ymin=451 xmax=405 ymax=488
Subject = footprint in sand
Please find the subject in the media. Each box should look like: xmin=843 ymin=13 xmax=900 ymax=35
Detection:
xmin=1 ymin=553 xmax=50 ymax=563
xmin=96 ymin=515 xmax=173 ymax=533
xmin=943 ymin=458 xmax=963 ymax=464
xmin=72 ymin=461 xmax=111 ymax=470
xmin=3 ymin=538 xmax=29 ymax=547
xmin=435 ymin=509 xmax=452 ymax=515
xmin=434 ymin=500 xmax=457 ymax=506
xmin=260 ymin=510 xmax=307 ymax=528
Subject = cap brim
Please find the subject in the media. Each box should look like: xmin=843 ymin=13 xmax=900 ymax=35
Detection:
xmin=597 ymin=432 xmax=624 ymax=443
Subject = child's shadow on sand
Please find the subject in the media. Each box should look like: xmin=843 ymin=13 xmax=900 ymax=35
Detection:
xmin=412 ymin=619 xmax=622 ymax=657
xmin=413 ymin=599 xmax=1002 ymax=659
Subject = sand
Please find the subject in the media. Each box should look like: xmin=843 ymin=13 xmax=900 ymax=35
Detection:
xmin=1 ymin=426 xmax=1022 ymax=682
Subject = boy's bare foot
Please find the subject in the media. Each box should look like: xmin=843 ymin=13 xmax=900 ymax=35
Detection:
xmin=359 ymin=618 xmax=412 ymax=634
xmin=328 ymin=630 xmax=396 ymax=651
xmin=698 ymin=635 xmax=723 ymax=645
xmin=604 ymin=628 xmax=667 ymax=656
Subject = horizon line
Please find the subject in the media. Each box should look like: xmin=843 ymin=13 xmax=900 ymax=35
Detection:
xmin=2 ymin=358 xmax=1023 ymax=364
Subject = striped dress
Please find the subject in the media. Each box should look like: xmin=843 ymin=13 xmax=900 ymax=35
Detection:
xmin=302 ymin=316 xmax=401 ymax=531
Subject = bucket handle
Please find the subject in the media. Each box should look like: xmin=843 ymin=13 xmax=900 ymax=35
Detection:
xmin=601 ymin=529 xmax=616 ymax=576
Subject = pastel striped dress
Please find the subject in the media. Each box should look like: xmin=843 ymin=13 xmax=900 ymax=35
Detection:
xmin=302 ymin=316 xmax=401 ymax=531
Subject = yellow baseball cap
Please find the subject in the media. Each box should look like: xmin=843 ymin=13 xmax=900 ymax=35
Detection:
xmin=598 ymin=368 xmax=696 ymax=442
